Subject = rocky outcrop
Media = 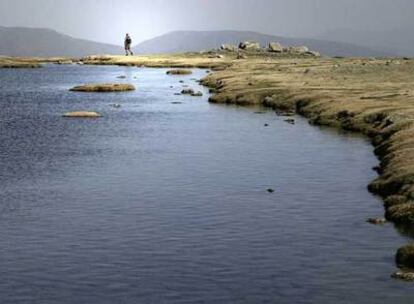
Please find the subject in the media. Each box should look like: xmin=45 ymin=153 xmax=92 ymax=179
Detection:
xmin=287 ymin=46 xmax=309 ymax=54
xmin=166 ymin=69 xmax=193 ymax=75
xmin=69 ymin=83 xmax=135 ymax=92
xmin=268 ymin=42 xmax=283 ymax=53
xmin=220 ymin=44 xmax=238 ymax=52
xmin=396 ymin=244 xmax=414 ymax=269
xmin=62 ymin=111 xmax=102 ymax=118
xmin=238 ymin=41 xmax=261 ymax=51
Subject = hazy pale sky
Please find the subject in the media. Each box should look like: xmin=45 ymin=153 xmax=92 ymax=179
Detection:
xmin=0 ymin=0 xmax=413 ymax=45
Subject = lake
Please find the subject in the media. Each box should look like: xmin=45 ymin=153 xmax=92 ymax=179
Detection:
xmin=0 ymin=65 xmax=412 ymax=303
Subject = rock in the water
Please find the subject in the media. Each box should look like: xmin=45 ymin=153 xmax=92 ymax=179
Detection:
xmin=267 ymin=188 xmax=275 ymax=193
xmin=117 ymin=75 xmax=126 ymax=79
xmin=171 ymin=102 xmax=183 ymax=104
xmin=220 ymin=44 xmax=238 ymax=52
xmin=391 ymin=271 xmax=414 ymax=282
xmin=166 ymin=69 xmax=192 ymax=75
xmin=396 ymin=244 xmax=414 ymax=269
xmin=239 ymin=41 xmax=261 ymax=51
xmin=191 ymin=91 xmax=203 ymax=97
xmin=63 ymin=111 xmax=102 ymax=118
xmin=268 ymin=42 xmax=284 ymax=53
xmin=366 ymin=218 xmax=387 ymax=225
xmin=285 ymin=118 xmax=295 ymax=124
xmin=264 ymin=123 xmax=269 ymax=127
xmin=70 ymin=83 xmax=135 ymax=92
xmin=111 ymin=104 xmax=121 ymax=108
xmin=174 ymin=93 xmax=181 ymax=96
xmin=181 ymin=89 xmax=195 ymax=95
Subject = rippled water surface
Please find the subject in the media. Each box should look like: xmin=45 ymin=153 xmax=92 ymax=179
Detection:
xmin=0 ymin=65 xmax=412 ymax=303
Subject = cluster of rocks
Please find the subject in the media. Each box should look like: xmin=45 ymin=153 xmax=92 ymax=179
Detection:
xmin=181 ymin=88 xmax=203 ymax=97
xmin=220 ymin=41 xmax=320 ymax=57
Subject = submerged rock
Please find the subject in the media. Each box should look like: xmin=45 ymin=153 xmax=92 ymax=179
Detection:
xmin=181 ymin=89 xmax=195 ymax=95
xmin=366 ymin=218 xmax=387 ymax=225
xmin=396 ymin=244 xmax=414 ymax=269
xmin=117 ymin=75 xmax=126 ymax=79
xmin=63 ymin=111 xmax=102 ymax=118
xmin=391 ymin=271 xmax=414 ymax=282
xmin=191 ymin=91 xmax=203 ymax=97
xmin=70 ymin=83 xmax=135 ymax=92
xmin=166 ymin=69 xmax=192 ymax=75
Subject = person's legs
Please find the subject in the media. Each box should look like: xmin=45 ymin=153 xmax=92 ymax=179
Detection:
xmin=126 ymin=44 xmax=133 ymax=56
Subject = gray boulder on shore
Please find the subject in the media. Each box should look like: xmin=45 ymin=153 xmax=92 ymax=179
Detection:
xmin=220 ymin=44 xmax=238 ymax=52
xmin=238 ymin=41 xmax=261 ymax=51
xmin=268 ymin=42 xmax=284 ymax=53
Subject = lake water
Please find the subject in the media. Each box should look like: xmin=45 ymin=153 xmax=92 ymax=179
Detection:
xmin=0 ymin=65 xmax=412 ymax=303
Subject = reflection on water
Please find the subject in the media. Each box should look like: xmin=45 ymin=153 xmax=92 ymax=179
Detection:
xmin=0 ymin=65 xmax=411 ymax=304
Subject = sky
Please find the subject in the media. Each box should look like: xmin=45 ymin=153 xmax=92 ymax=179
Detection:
xmin=0 ymin=0 xmax=413 ymax=45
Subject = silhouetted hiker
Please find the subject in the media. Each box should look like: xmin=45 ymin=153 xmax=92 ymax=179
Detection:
xmin=124 ymin=33 xmax=133 ymax=56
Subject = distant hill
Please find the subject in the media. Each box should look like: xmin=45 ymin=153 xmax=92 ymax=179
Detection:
xmin=135 ymin=30 xmax=393 ymax=57
xmin=0 ymin=27 xmax=122 ymax=57
xmin=316 ymin=28 xmax=414 ymax=57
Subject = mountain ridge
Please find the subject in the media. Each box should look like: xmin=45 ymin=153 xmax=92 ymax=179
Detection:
xmin=0 ymin=27 xmax=394 ymax=57
xmin=0 ymin=26 xmax=122 ymax=57
xmin=135 ymin=30 xmax=393 ymax=57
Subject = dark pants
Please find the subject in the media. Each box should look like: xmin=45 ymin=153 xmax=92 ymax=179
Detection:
xmin=125 ymin=43 xmax=133 ymax=56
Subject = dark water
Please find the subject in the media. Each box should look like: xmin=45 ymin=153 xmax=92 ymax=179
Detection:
xmin=0 ymin=65 xmax=412 ymax=303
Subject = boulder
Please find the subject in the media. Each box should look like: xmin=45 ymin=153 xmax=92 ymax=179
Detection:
xmin=396 ymin=244 xmax=414 ymax=269
xmin=306 ymin=51 xmax=321 ymax=57
xmin=220 ymin=44 xmax=238 ymax=52
xmin=268 ymin=42 xmax=284 ymax=53
xmin=288 ymin=46 xmax=310 ymax=54
xmin=70 ymin=83 xmax=135 ymax=92
xmin=166 ymin=69 xmax=192 ymax=75
xmin=238 ymin=41 xmax=261 ymax=51
xmin=63 ymin=111 xmax=102 ymax=118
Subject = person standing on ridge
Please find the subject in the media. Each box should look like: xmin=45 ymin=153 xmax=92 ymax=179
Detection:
xmin=124 ymin=33 xmax=134 ymax=56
